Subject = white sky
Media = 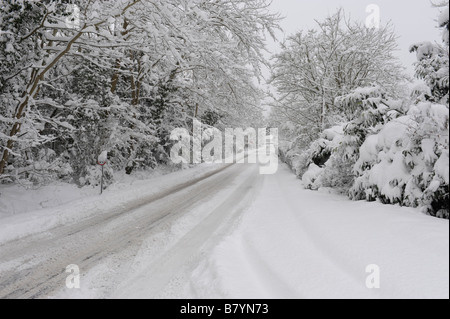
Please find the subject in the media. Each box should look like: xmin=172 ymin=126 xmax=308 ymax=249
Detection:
xmin=265 ymin=0 xmax=444 ymax=76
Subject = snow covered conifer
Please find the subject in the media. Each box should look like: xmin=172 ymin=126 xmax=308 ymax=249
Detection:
xmin=320 ymin=86 xmax=401 ymax=192
xmin=410 ymin=1 xmax=449 ymax=106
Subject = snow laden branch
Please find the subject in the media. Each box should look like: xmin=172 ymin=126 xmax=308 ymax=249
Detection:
xmin=270 ymin=9 xmax=406 ymax=136
xmin=0 ymin=0 xmax=143 ymax=176
xmin=0 ymin=0 xmax=279 ymax=184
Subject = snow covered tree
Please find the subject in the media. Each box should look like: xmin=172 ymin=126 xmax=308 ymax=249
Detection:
xmin=320 ymin=87 xmax=403 ymax=191
xmin=409 ymin=2 xmax=449 ymax=105
xmin=271 ymin=9 xmax=406 ymax=182
xmin=270 ymin=9 xmax=406 ymax=142
xmin=0 ymin=0 xmax=148 ymax=183
xmin=0 ymin=0 xmax=279 ymax=185
xmin=410 ymin=41 xmax=449 ymax=104
xmin=301 ymin=86 xmax=405 ymax=192
xmin=436 ymin=0 xmax=449 ymax=45
xmin=275 ymin=4 xmax=448 ymax=218
xmin=350 ymin=3 xmax=449 ymax=218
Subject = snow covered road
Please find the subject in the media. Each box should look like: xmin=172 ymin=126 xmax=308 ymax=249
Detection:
xmin=0 ymin=161 xmax=448 ymax=299
xmin=0 ymin=162 xmax=262 ymax=299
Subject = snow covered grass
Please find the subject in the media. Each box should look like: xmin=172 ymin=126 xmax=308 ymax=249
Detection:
xmin=189 ymin=164 xmax=449 ymax=299
xmin=0 ymin=166 xmax=177 ymax=219
xmin=0 ymin=182 xmax=95 ymax=218
xmin=0 ymin=163 xmax=229 ymax=244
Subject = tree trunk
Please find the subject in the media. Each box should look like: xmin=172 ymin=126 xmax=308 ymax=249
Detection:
xmin=110 ymin=19 xmax=130 ymax=94
xmin=110 ymin=59 xmax=122 ymax=94
xmin=194 ymin=103 xmax=199 ymax=118
xmin=0 ymin=1 xmax=143 ymax=176
xmin=0 ymin=30 xmax=84 ymax=175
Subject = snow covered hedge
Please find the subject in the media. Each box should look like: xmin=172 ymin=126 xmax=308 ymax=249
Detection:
xmin=296 ymin=95 xmax=449 ymax=218
xmin=350 ymin=101 xmax=449 ymax=218
xmin=302 ymin=86 xmax=402 ymax=193
xmin=297 ymin=89 xmax=448 ymax=218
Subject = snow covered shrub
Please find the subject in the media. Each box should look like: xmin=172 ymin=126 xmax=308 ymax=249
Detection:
xmin=5 ymin=148 xmax=73 ymax=186
xmin=406 ymin=102 xmax=449 ymax=216
xmin=293 ymin=134 xmax=334 ymax=180
xmin=351 ymin=101 xmax=449 ymax=217
xmin=439 ymin=4 xmax=449 ymax=46
xmin=274 ymin=119 xmax=320 ymax=177
xmin=80 ymin=164 xmax=114 ymax=188
xmin=302 ymin=164 xmax=324 ymax=189
xmin=306 ymin=126 xmax=346 ymax=190
xmin=298 ymin=125 xmax=347 ymax=189
xmin=311 ymin=86 xmax=403 ymax=192
xmin=350 ymin=116 xmax=412 ymax=203
xmin=410 ymin=41 xmax=449 ymax=105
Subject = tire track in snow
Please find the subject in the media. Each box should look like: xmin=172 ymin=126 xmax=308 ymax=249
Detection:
xmin=0 ymin=163 xmax=255 ymax=299
xmin=112 ymin=164 xmax=262 ymax=299
xmin=239 ymin=234 xmax=302 ymax=299
xmin=271 ymin=168 xmax=381 ymax=298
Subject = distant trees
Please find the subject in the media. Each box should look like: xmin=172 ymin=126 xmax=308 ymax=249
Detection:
xmin=270 ymin=9 xmax=405 ymax=147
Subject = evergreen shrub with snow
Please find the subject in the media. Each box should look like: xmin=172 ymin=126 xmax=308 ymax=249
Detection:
xmin=350 ymin=101 xmax=449 ymax=218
